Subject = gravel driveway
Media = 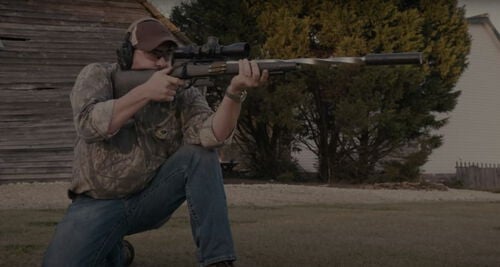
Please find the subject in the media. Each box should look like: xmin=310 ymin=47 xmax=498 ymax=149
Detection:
xmin=1 ymin=181 xmax=499 ymax=210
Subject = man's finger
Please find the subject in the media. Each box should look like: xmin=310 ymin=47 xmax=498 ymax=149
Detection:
xmin=260 ymin=69 xmax=269 ymax=83
xmin=166 ymin=88 xmax=177 ymax=96
xmin=161 ymin=88 xmax=175 ymax=102
xmin=165 ymin=76 xmax=185 ymax=88
xmin=242 ymin=59 xmax=251 ymax=77
xmin=251 ymin=60 xmax=260 ymax=80
xmin=158 ymin=66 xmax=172 ymax=74
xmin=238 ymin=59 xmax=244 ymax=76
xmin=164 ymin=95 xmax=175 ymax=102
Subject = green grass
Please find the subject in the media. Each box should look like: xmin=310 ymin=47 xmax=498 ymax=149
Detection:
xmin=1 ymin=202 xmax=500 ymax=266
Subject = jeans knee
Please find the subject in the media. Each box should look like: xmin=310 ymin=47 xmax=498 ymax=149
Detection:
xmin=175 ymin=145 xmax=222 ymax=181
xmin=179 ymin=145 xmax=218 ymax=165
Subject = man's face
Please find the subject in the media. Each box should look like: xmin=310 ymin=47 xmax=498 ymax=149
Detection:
xmin=131 ymin=43 xmax=175 ymax=70
xmin=150 ymin=45 xmax=175 ymax=63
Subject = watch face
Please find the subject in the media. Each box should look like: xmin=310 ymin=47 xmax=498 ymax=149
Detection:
xmin=226 ymin=90 xmax=247 ymax=103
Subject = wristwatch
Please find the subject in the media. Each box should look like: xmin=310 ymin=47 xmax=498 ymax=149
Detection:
xmin=225 ymin=89 xmax=247 ymax=103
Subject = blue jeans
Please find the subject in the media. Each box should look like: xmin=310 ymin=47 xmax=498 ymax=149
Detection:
xmin=43 ymin=145 xmax=236 ymax=266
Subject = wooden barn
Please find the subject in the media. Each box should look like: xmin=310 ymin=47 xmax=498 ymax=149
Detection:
xmin=0 ymin=0 xmax=189 ymax=183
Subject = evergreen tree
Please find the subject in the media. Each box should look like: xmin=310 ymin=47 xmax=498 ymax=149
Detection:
xmin=171 ymin=0 xmax=470 ymax=182
xmin=170 ymin=0 xmax=305 ymax=180
xmin=253 ymin=0 xmax=470 ymax=182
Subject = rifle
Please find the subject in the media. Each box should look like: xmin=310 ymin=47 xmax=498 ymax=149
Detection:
xmin=113 ymin=37 xmax=423 ymax=98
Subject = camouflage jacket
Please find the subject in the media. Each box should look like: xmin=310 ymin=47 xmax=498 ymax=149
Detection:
xmin=69 ymin=63 xmax=230 ymax=199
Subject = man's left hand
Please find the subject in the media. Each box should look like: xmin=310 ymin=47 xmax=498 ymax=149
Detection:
xmin=228 ymin=59 xmax=269 ymax=94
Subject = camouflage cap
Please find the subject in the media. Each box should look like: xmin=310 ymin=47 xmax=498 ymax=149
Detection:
xmin=128 ymin=18 xmax=180 ymax=51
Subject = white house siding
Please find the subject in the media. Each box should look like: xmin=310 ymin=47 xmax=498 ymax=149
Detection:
xmin=292 ymin=141 xmax=318 ymax=173
xmin=423 ymin=18 xmax=500 ymax=174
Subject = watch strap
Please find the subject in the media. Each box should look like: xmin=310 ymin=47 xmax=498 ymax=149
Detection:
xmin=225 ymin=89 xmax=247 ymax=103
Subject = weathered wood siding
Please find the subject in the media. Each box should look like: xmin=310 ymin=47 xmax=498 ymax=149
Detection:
xmin=0 ymin=0 xmax=153 ymax=182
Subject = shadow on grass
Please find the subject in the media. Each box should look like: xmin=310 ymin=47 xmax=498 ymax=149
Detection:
xmin=1 ymin=202 xmax=500 ymax=267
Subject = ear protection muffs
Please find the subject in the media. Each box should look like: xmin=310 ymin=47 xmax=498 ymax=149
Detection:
xmin=116 ymin=32 xmax=134 ymax=70
xmin=116 ymin=18 xmax=163 ymax=70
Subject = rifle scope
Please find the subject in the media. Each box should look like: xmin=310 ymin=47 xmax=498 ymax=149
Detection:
xmin=174 ymin=36 xmax=250 ymax=59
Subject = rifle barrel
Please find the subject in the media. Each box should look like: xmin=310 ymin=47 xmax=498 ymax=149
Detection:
xmin=363 ymin=52 xmax=423 ymax=65
xmin=285 ymin=52 xmax=423 ymax=65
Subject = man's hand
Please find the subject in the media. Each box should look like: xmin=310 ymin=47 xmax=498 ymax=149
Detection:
xmin=228 ymin=59 xmax=269 ymax=94
xmin=211 ymin=59 xmax=269 ymax=142
xmin=141 ymin=67 xmax=185 ymax=102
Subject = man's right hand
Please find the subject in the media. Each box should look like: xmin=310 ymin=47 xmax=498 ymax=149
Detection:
xmin=141 ymin=67 xmax=185 ymax=102
xmin=107 ymin=67 xmax=184 ymax=134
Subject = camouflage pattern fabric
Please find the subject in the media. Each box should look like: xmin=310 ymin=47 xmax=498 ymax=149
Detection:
xmin=69 ymin=63 xmax=230 ymax=199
